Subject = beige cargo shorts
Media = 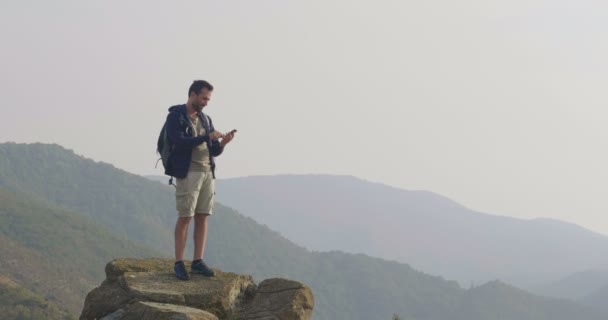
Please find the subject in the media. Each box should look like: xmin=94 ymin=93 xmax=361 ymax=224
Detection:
xmin=175 ymin=171 xmax=215 ymax=217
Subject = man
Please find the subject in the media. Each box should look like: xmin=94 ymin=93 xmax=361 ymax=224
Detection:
xmin=164 ymin=80 xmax=235 ymax=280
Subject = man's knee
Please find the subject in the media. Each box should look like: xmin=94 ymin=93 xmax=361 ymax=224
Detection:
xmin=177 ymin=216 xmax=192 ymax=224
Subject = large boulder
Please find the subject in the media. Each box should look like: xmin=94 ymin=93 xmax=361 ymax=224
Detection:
xmin=80 ymin=258 xmax=314 ymax=320
xmin=238 ymin=278 xmax=314 ymax=320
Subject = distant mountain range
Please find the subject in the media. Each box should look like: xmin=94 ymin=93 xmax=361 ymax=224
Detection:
xmin=529 ymin=269 xmax=608 ymax=314
xmin=1 ymin=143 xmax=606 ymax=320
xmin=532 ymin=269 xmax=608 ymax=300
xmin=582 ymin=284 xmax=608 ymax=313
xmin=209 ymin=174 xmax=608 ymax=288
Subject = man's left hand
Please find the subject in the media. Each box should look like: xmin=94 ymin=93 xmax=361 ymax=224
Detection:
xmin=220 ymin=131 xmax=236 ymax=147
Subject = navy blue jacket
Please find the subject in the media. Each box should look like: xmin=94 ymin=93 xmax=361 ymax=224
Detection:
xmin=164 ymin=104 xmax=224 ymax=179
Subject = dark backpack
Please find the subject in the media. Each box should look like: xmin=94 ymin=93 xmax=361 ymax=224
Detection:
xmin=156 ymin=121 xmax=172 ymax=172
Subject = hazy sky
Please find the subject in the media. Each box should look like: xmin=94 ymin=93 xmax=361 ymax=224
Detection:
xmin=2 ymin=1 xmax=608 ymax=235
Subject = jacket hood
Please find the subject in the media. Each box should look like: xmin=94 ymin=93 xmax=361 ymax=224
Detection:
xmin=168 ymin=104 xmax=186 ymax=113
xmin=168 ymin=104 xmax=206 ymax=118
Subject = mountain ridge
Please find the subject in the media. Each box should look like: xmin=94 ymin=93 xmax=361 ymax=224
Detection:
xmin=1 ymin=142 xmax=606 ymax=320
xmin=213 ymin=174 xmax=608 ymax=287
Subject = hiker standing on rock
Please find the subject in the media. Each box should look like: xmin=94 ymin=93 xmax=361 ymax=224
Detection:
xmin=159 ymin=80 xmax=236 ymax=280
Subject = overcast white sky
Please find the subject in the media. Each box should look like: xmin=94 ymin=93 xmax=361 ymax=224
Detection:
xmin=2 ymin=0 xmax=608 ymax=235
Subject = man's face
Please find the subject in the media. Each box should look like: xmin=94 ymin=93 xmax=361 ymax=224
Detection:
xmin=191 ymin=89 xmax=212 ymax=112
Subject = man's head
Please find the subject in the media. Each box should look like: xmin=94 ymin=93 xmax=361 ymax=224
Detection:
xmin=188 ymin=80 xmax=214 ymax=112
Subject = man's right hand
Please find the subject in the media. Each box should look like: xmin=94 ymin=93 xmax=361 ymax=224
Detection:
xmin=209 ymin=131 xmax=223 ymax=140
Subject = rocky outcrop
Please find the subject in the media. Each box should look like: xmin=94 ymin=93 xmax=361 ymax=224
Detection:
xmin=80 ymin=258 xmax=314 ymax=320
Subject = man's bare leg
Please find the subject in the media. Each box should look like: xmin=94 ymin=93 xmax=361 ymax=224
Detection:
xmin=175 ymin=216 xmax=192 ymax=262
xmin=193 ymin=213 xmax=210 ymax=261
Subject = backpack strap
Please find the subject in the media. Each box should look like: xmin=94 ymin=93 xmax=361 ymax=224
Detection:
xmin=198 ymin=112 xmax=212 ymax=134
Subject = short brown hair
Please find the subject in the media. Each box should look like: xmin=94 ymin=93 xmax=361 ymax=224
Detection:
xmin=188 ymin=80 xmax=214 ymax=96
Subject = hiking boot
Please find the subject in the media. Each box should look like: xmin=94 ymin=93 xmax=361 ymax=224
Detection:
xmin=191 ymin=259 xmax=215 ymax=277
xmin=174 ymin=261 xmax=190 ymax=280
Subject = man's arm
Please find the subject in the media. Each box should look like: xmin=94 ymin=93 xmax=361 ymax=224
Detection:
xmin=166 ymin=113 xmax=207 ymax=149
xmin=207 ymin=116 xmax=225 ymax=157
xmin=210 ymin=140 xmax=224 ymax=157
